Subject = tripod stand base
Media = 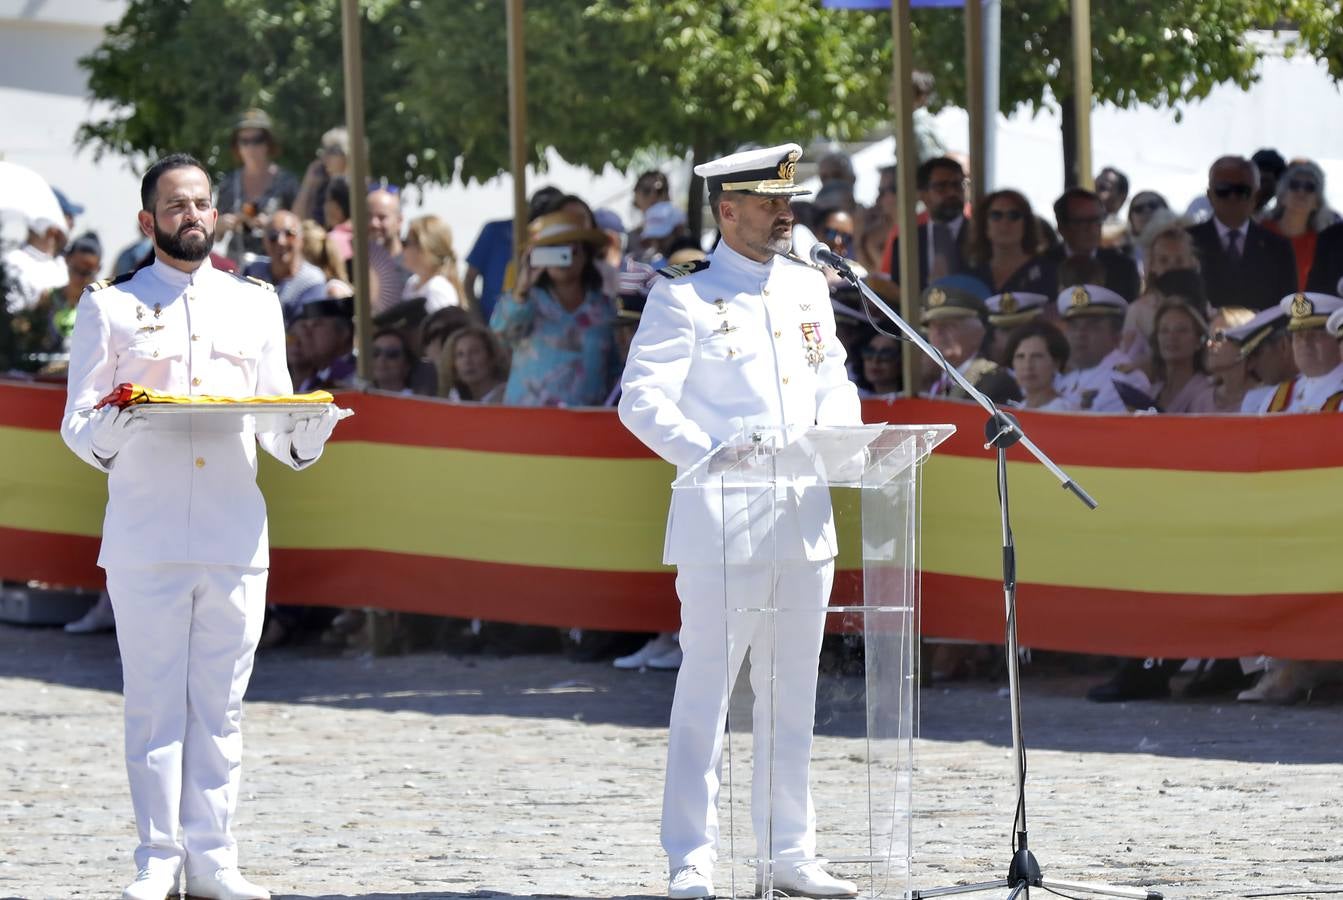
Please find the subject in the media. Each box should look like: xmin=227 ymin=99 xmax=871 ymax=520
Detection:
xmin=909 ymin=874 xmax=1162 ymax=900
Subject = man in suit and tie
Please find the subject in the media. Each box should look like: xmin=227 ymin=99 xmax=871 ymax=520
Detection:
xmin=884 ymin=156 xmax=971 ymax=293
xmin=1046 ymin=188 xmax=1140 ymax=301
xmin=1187 ymin=156 xmax=1297 ymax=311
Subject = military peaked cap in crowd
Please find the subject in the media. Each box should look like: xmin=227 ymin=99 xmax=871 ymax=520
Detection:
xmin=694 ymin=143 xmax=811 ymax=197
xmin=296 ymin=296 xmax=355 ymax=321
xmin=986 ymin=292 xmax=1047 ymax=329
xmin=1280 ymin=291 xmax=1343 ymax=332
xmin=1057 ymin=283 xmax=1127 ymax=318
xmin=921 ymin=275 xmax=991 ymax=324
xmin=1225 ymin=306 xmax=1287 ymax=358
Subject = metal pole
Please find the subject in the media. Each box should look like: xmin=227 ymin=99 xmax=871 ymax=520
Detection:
xmin=1071 ymin=0 xmax=1094 ymax=189
xmin=963 ymin=0 xmax=986 ymax=206
xmin=506 ymin=0 xmax=529 ymax=271
xmin=340 ymin=0 xmax=372 ymax=382
xmin=891 ymin=0 xmax=921 ymax=397
xmin=983 ymin=0 xmax=1001 ymax=194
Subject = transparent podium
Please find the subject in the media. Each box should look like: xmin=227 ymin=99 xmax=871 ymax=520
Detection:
xmin=671 ymin=424 xmax=954 ymax=899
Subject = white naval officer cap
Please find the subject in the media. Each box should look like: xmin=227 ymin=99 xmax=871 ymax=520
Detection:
xmin=1328 ymin=306 xmax=1343 ymax=338
xmin=1279 ymin=291 xmax=1343 ymax=332
xmin=1057 ymin=283 xmax=1126 ymax=318
xmin=986 ymin=291 xmax=1047 ymax=329
xmin=1224 ymin=305 xmax=1287 ymax=358
xmin=694 ymin=143 xmax=811 ymax=197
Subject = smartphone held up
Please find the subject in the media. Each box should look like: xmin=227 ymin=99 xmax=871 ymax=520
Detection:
xmin=530 ymin=245 xmax=573 ymax=269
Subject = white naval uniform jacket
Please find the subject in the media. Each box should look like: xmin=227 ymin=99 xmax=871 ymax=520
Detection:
xmin=1055 ymin=347 xmax=1151 ymax=412
xmin=1284 ymin=361 xmax=1343 ymax=412
xmin=61 ymin=257 xmax=319 ymax=570
xmin=618 ymin=241 xmax=862 ymax=566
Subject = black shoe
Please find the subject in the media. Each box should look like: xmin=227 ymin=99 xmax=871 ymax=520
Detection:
xmin=1086 ymin=658 xmax=1177 ymax=702
xmin=1182 ymin=658 xmax=1256 ymax=698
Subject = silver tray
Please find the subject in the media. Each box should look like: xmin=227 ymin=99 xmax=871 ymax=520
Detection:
xmin=128 ymin=402 xmax=351 ymax=435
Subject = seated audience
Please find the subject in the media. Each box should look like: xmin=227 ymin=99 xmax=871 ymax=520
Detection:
xmin=859 ymin=333 xmax=902 ymax=398
xmin=1123 ymin=190 xmax=1169 ymax=272
xmin=1204 ymin=306 xmax=1257 ymax=411
xmin=886 ymin=157 xmax=971 ymax=292
xmin=369 ymin=328 xmax=416 ymax=394
xmin=1005 ymin=320 xmax=1074 ymax=411
xmin=441 ymin=325 xmax=509 ymax=403
xmin=1048 ymin=188 xmax=1140 ymax=300
xmin=1149 ymin=300 xmax=1216 ymax=412
xmin=1261 ymin=160 xmax=1337 ymax=290
xmin=920 ymin=278 xmax=1021 ymax=404
xmin=985 ymin=291 xmax=1048 ymax=364
xmin=1227 ymin=305 xmax=1296 ymax=412
xmin=968 ymin=189 xmax=1056 ymax=297
xmin=293 ymin=293 xmax=357 ymax=391
xmin=490 ymin=212 xmax=618 ymax=407
xmin=1056 ymin=284 xmax=1152 ymax=411
xmin=1121 ymin=217 xmax=1199 ymax=365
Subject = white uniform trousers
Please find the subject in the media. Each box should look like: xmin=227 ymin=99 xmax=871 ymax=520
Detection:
xmin=104 ymin=563 xmax=267 ymax=877
xmin=661 ymin=560 xmax=832 ymax=872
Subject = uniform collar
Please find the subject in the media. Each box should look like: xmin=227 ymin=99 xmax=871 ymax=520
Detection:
xmin=711 ymin=238 xmax=775 ymax=279
xmin=148 ymin=255 xmax=214 ymax=290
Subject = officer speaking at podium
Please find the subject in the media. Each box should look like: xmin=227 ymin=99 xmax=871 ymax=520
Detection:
xmin=618 ymin=144 xmax=863 ymax=900
xmin=60 ymin=154 xmax=339 ymax=900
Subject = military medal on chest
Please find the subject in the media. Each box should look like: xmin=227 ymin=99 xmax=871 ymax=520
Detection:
xmin=800 ymin=322 xmax=825 ymax=371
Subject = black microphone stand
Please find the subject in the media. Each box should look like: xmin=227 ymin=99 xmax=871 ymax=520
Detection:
xmin=814 ymin=253 xmax=1161 ymax=900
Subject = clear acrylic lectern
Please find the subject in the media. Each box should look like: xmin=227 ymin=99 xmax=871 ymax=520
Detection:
xmin=670 ymin=423 xmax=954 ymax=899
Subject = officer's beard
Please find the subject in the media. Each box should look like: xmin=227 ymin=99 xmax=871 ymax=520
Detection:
xmin=155 ymin=219 xmax=214 ymax=263
xmin=742 ymin=218 xmax=794 ymax=259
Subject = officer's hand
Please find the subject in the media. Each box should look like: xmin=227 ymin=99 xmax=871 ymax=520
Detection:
xmin=290 ymin=408 xmax=339 ymax=461
xmin=89 ymin=406 xmax=144 ymax=460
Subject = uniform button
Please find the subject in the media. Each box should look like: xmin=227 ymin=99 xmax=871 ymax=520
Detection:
xmin=773 ymin=330 xmax=782 ymax=338
xmin=152 ymin=350 xmax=159 ymax=358
xmin=728 ymin=349 xmax=737 ymax=359
xmin=782 ymin=376 xmax=791 ymax=385
xmin=191 ymin=377 xmax=202 ymax=387
xmin=191 ymin=334 xmax=200 ymax=341
xmin=195 ymin=457 xmax=206 ymax=468
xmin=762 ymin=287 xmax=771 ymax=296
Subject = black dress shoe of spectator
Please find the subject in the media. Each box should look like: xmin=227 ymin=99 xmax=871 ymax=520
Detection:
xmin=1182 ymin=658 xmax=1256 ymax=698
xmin=1086 ymin=658 xmax=1175 ymax=702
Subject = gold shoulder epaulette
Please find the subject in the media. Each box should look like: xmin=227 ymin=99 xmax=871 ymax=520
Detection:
xmin=87 ymin=271 xmax=136 ymax=293
xmin=657 ymin=259 xmax=711 ymax=279
xmin=245 ymin=275 xmax=276 ymax=292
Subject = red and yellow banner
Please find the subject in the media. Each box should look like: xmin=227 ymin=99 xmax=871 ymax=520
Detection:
xmin=2 ymin=380 xmax=1340 ymax=659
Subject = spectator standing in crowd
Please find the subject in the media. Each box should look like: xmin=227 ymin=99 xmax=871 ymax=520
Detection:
xmin=627 ymin=170 xmax=671 ymax=248
xmin=1187 ymin=155 xmax=1296 ymax=311
xmin=815 ymin=151 xmax=858 ymax=214
xmin=1204 ymin=306 xmax=1257 ymax=412
xmin=60 ymin=152 xmax=338 ymax=900
xmin=1262 ymin=160 xmax=1337 ymax=290
xmin=367 ymin=187 xmax=411 ymax=311
xmin=1229 ymin=306 xmax=1296 ymax=412
xmin=440 ymin=325 xmax=509 ymax=403
xmin=594 ymin=208 xmax=628 ymax=270
xmin=1056 ymin=284 xmax=1151 ymax=411
xmin=243 ymin=209 xmax=326 ymax=317
xmin=402 ymin=215 xmax=465 ymax=313
xmin=300 ymin=220 xmax=349 ymax=284
xmin=1005 ymin=319 xmax=1074 ymax=411
xmin=859 ymin=333 xmax=902 ymax=397
xmin=3 ymin=213 xmax=68 ymax=314
xmin=909 ymin=70 xmax=948 ymax=163
xmin=635 ymin=202 xmax=690 ymax=268
xmin=1149 ymin=300 xmax=1216 ymax=412
xmin=967 ymin=189 xmax=1056 ymax=297
xmin=463 ymin=185 xmax=563 ymax=321
xmin=368 ymin=329 xmax=417 ymax=394
xmin=216 ymin=109 xmax=299 ymax=263
xmin=491 ymin=212 xmax=617 ymax=407
xmin=1123 ymin=190 xmax=1169 ymax=272
xmin=1252 ymin=148 xmax=1288 ymax=219
xmin=292 ymin=126 xmax=349 ymax=227
xmin=1094 ymin=165 xmax=1130 ymax=247
xmin=921 ymin=279 xmax=1021 ymax=404
xmin=11 ymin=233 xmax=102 ymax=371
xmin=886 ymin=157 xmax=971 ymax=293
xmin=1048 ymin=188 xmax=1140 ymax=301
xmin=294 ymin=296 xmax=357 ymax=392
xmin=322 ymin=176 xmax=354 ymax=263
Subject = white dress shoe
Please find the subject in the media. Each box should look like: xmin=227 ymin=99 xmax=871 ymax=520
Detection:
xmin=760 ymin=861 xmax=858 ymax=898
xmin=184 ymin=868 xmax=270 ymax=900
xmin=122 ymin=867 xmax=178 ymax=900
xmin=614 ymin=632 xmax=680 ymax=670
xmin=65 ymin=591 xmax=116 ymax=633
xmin=668 ymin=863 xmax=715 ymax=899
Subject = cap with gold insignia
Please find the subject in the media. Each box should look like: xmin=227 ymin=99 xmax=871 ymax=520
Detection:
xmin=694 ymin=143 xmax=811 ymax=197
xmin=1225 ymin=306 xmax=1288 ymax=358
xmin=920 ymin=275 xmax=991 ymax=324
xmin=1279 ymin=291 xmax=1343 ymax=332
xmin=1328 ymin=306 xmax=1343 ymax=338
xmin=1057 ymin=283 xmax=1126 ymax=318
xmin=986 ymin=291 xmax=1047 ymax=329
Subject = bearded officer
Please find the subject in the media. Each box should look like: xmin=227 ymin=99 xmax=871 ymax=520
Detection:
xmin=618 ymin=144 xmax=862 ymax=900
xmin=60 ymin=153 xmax=339 ymax=900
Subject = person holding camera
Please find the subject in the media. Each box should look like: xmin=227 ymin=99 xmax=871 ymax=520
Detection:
xmin=488 ymin=211 xmax=618 ymax=407
xmin=215 ymin=109 xmax=299 ymax=265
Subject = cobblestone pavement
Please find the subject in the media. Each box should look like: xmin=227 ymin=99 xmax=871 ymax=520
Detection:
xmin=3 ymin=623 xmax=1342 ymax=900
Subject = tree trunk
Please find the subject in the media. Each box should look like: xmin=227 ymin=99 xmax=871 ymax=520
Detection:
xmin=687 ymin=140 xmax=708 ymax=238
xmin=1060 ymin=96 xmax=1079 ymax=191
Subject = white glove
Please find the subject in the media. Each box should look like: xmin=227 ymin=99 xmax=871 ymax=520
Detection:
xmin=88 ymin=406 xmax=143 ymax=460
xmin=290 ymin=408 xmax=339 ymax=461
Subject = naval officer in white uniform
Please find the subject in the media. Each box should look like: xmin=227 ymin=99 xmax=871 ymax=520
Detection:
xmin=618 ymin=144 xmax=862 ymax=900
xmin=60 ymin=154 xmax=339 ymax=900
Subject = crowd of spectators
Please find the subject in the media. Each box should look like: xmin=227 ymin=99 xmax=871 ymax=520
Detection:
xmin=5 ymin=102 xmax=1343 ymax=703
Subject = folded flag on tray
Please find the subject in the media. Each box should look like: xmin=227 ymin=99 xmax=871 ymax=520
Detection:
xmin=93 ymin=382 xmax=334 ymax=410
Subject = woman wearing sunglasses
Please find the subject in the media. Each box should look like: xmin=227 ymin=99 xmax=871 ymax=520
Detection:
xmin=216 ymin=109 xmax=299 ymax=264
xmin=1262 ymin=160 xmax=1339 ymax=290
xmin=1123 ymin=190 xmax=1168 ymax=274
xmin=967 ymin=189 xmax=1056 ymax=298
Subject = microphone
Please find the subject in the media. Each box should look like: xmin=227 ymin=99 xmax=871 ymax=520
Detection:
xmin=807 ymin=242 xmax=853 ymax=274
